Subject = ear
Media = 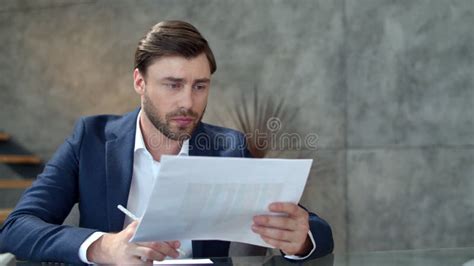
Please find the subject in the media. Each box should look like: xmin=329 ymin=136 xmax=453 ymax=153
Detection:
xmin=133 ymin=68 xmax=146 ymax=95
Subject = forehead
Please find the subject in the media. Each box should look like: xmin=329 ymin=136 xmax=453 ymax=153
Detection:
xmin=145 ymin=53 xmax=211 ymax=80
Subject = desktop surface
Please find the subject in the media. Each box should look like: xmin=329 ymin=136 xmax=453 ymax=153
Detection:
xmin=11 ymin=247 xmax=474 ymax=266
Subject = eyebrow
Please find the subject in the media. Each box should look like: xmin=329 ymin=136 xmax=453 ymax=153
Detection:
xmin=194 ymin=78 xmax=211 ymax=83
xmin=161 ymin=77 xmax=210 ymax=83
xmin=162 ymin=77 xmax=185 ymax=83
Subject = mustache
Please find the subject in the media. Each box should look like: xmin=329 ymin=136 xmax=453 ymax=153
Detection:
xmin=166 ymin=109 xmax=199 ymax=119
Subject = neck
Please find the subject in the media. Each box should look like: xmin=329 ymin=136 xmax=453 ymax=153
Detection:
xmin=139 ymin=112 xmax=182 ymax=161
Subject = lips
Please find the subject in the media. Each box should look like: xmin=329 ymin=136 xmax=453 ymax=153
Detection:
xmin=171 ymin=116 xmax=194 ymax=127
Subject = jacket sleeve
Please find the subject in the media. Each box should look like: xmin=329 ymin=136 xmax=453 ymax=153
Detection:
xmin=304 ymin=210 xmax=334 ymax=259
xmin=0 ymin=118 xmax=97 ymax=264
xmin=279 ymin=207 xmax=334 ymax=262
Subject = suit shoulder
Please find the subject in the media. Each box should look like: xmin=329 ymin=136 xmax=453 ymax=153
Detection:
xmin=75 ymin=109 xmax=138 ymax=139
xmin=81 ymin=114 xmax=123 ymax=128
xmin=193 ymin=122 xmax=251 ymax=157
xmin=199 ymin=122 xmax=245 ymax=138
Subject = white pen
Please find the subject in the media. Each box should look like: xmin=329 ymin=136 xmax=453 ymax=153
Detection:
xmin=117 ymin=204 xmax=186 ymax=257
xmin=117 ymin=204 xmax=140 ymax=221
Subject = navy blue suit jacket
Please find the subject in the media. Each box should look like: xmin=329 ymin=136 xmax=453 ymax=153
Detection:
xmin=0 ymin=108 xmax=333 ymax=263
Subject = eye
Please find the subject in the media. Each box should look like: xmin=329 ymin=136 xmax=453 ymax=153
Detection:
xmin=164 ymin=83 xmax=182 ymax=90
xmin=193 ymin=83 xmax=208 ymax=91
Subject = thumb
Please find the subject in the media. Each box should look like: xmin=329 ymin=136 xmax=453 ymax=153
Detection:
xmin=128 ymin=220 xmax=139 ymax=229
xmin=124 ymin=220 xmax=139 ymax=240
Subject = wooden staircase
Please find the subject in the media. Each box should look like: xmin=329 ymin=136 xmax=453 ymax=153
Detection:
xmin=0 ymin=154 xmax=42 ymax=164
xmin=0 ymin=132 xmax=41 ymax=225
xmin=0 ymin=132 xmax=10 ymax=142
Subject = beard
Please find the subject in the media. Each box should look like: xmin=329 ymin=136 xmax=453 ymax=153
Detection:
xmin=142 ymin=92 xmax=204 ymax=141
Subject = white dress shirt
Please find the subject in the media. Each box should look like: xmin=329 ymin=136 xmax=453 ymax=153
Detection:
xmin=124 ymin=111 xmax=192 ymax=258
xmin=78 ymin=111 xmax=315 ymax=263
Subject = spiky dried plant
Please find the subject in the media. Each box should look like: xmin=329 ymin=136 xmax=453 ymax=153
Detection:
xmin=218 ymin=87 xmax=302 ymax=158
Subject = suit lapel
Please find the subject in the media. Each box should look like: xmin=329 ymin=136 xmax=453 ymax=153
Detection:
xmin=105 ymin=109 xmax=139 ymax=232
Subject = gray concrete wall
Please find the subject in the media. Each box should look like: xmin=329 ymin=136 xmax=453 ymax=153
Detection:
xmin=0 ymin=0 xmax=472 ymax=253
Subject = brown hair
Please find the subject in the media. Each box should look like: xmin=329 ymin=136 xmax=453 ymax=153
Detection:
xmin=134 ymin=20 xmax=216 ymax=75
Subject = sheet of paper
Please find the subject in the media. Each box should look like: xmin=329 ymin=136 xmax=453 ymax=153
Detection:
xmin=131 ymin=156 xmax=312 ymax=248
xmin=154 ymin=258 xmax=213 ymax=264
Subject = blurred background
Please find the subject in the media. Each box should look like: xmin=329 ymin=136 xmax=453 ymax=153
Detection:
xmin=0 ymin=0 xmax=472 ymax=254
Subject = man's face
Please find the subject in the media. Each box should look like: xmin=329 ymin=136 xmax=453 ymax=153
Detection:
xmin=135 ymin=53 xmax=211 ymax=141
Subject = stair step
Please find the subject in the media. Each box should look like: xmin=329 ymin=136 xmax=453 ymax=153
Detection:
xmin=1 ymin=164 xmax=44 ymax=179
xmin=0 ymin=179 xmax=34 ymax=189
xmin=0 ymin=155 xmax=42 ymax=164
xmin=0 ymin=181 xmax=32 ymax=208
xmin=0 ymin=208 xmax=13 ymax=223
xmin=0 ymin=133 xmax=10 ymax=142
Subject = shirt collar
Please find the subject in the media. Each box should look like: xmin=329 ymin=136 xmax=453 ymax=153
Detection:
xmin=134 ymin=110 xmax=189 ymax=156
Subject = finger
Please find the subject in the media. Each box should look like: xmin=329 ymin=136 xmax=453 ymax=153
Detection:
xmin=127 ymin=256 xmax=153 ymax=266
xmin=269 ymin=202 xmax=307 ymax=218
xmin=130 ymin=245 xmax=166 ymax=261
xmin=260 ymin=235 xmax=291 ymax=250
xmin=166 ymin=240 xmax=181 ymax=249
xmin=251 ymin=224 xmax=296 ymax=242
xmin=253 ymin=215 xmax=298 ymax=230
xmin=126 ymin=256 xmax=152 ymax=265
xmin=260 ymin=236 xmax=301 ymax=256
xmin=139 ymin=241 xmax=180 ymax=258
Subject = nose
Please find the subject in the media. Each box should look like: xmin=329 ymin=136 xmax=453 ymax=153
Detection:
xmin=177 ymin=86 xmax=193 ymax=110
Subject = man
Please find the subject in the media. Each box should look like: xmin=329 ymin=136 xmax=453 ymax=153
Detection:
xmin=0 ymin=21 xmax=333 ymax=264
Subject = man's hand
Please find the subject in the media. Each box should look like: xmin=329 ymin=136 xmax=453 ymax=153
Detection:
xmin=252 ymin=202 xmax=312 ymax=256
xmin=87 ymin=221 xmax=181 ymax=264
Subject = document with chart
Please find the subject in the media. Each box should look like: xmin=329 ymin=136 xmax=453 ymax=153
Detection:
xmin=131 ymin=155 xmax=313 ymax=247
